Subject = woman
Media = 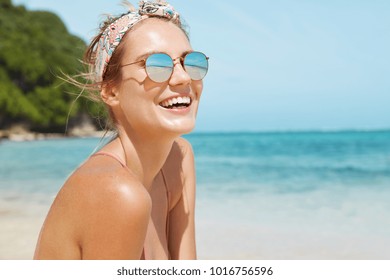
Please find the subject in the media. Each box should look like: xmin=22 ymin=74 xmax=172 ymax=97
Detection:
xmin=34 ymin=0 xmax=208 ymax=260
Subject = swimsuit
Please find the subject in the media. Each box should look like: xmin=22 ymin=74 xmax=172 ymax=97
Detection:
xmin=91 ymin=151 xmax=171 ymax=260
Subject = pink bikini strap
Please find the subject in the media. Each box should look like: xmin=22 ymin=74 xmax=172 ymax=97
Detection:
xmin=91 ymin=151 xmax=127 ymax=167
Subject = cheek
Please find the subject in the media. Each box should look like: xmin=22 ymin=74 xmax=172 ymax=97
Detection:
xmin=119 ymin=92 xmax=148 ymax=115
xmin=192 ymin=81 xmax=204 ymax=99
xmin=117 ymin=82 xmax=160 ymax=120
xmin=116 ymin=82 xmax=143 ymax=116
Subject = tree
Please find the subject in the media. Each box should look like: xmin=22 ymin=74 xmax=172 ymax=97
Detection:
xmin=0 ymin=0 xmax=99 ymax=132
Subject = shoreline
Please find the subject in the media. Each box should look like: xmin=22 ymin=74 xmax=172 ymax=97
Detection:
xmin=0 ymin=119 xmax=106 ymax=142
xmin=2 ymin=128 xmax=389 ymax=142
xmin=0 ymin=129 xmax=106 ymax=142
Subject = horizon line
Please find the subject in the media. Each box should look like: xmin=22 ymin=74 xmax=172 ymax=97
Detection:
xmin=189 ymin=128 xmax=390 ymax=135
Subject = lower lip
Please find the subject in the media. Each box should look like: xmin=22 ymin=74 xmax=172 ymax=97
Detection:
xmin=159 ymin=104 xmax=192 ymax=114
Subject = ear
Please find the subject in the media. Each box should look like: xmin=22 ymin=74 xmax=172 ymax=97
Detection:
xmin=100 ymin=85 xmax=120 ymax=107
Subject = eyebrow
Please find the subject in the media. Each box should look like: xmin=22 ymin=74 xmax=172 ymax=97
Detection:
xmin=133 ymin=50 xmax=193 ymax=62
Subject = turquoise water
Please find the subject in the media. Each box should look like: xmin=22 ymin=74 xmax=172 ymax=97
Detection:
xmin=1 ymin=130 xmax=390 ymax=196
xmin=188 ymin=131 xmax=390 ymax=193
xmin=1 ymin=131 xmax=390 ymax=258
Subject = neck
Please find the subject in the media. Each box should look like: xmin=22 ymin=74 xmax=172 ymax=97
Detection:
xmin=116 ymin=125 xmax=176 ymax=190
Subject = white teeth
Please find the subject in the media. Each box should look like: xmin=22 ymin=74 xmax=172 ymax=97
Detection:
xmin=160 ymin=96 xmax=192 ymax=108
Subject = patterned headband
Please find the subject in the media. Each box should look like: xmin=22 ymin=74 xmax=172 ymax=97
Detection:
xmin=94 ymin=0 xmax=181 ymax=82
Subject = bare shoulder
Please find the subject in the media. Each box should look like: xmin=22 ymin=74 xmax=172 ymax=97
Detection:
xmin=163 ymin=137 xmax=195 ymax=182
xmin=71 ymin=155 xmax=151 ymax=205
xmin=162 ymin=137 xmax=195 ymax=209
xmin=165 ymin=137 xmax=194 ymax=170
xmin=173 ymin=137 xmax=194 ymax=157
xmin=35 ymin=155 xmax=151 ymax=259
xmin=67 ymin=155 xmax=151 ymax=238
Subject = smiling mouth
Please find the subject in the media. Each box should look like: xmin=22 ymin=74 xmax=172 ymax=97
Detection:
xmin=159 ymin=96 xmax=192 ymax=109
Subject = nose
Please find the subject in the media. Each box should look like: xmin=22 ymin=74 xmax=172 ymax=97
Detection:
xmin=168 ymin=57 xmax=191 ymax=86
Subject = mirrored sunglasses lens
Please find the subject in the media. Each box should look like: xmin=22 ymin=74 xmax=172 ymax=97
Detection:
xmin=184 ymin=52 xmax=208 ymax=80
xmin=145 ymin=53 xmax=173 ymax=82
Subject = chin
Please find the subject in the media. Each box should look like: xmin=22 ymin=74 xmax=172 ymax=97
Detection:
xmin=162 ymin=118 xmax=196 ymax=136
xmin=154 ymin=103 xmax=199 ymax=137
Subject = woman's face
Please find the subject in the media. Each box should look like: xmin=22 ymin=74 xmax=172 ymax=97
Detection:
xmin=114 ymin=18 xmax=203 ymax=138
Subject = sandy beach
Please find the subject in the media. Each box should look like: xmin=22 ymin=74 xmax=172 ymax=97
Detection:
xmin=2 ymin=189 xmax=390 ymax=260
xmin=0 ymin=193 xmax=49 ymax=259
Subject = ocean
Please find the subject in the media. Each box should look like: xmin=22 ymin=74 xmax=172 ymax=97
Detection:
xmin=1 ymin=130 xmax=390 ymax=259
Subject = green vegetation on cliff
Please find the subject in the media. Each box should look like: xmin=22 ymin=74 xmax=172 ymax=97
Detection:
xmin=0 ymin=0 xmax=99 ymax=132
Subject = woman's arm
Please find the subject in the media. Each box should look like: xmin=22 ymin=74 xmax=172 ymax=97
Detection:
xmin=166 ymin=138 xmax=197 ymax=259
xmin=78 ymin=177 xmax=152 ymax=259
xmin=34 ymin=159 xmax=151 ymax=260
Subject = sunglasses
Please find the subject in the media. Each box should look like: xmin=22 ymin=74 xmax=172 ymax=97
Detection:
xmin=121 ymin=51 xmax=209 ymax=83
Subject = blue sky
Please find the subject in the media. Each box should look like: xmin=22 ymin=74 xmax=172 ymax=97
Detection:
xmin=13 ymin=0 xmax=390 ymax=132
